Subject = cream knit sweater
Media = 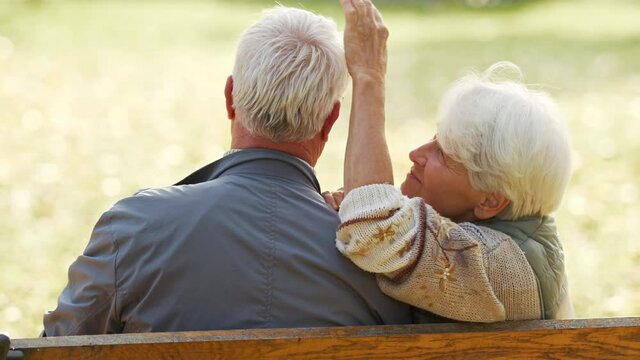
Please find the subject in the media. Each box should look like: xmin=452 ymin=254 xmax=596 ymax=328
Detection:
xmin=336 ymin=184 xmax=542 ymax=322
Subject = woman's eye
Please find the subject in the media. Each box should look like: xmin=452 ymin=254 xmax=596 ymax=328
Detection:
xmin=438 ymin=148 xmax=453 ymax=169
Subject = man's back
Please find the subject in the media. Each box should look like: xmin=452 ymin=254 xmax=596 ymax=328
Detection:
xmin=44 ymin=150 xmax=412 ymax=335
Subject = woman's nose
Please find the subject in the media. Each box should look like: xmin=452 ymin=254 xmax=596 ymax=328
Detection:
xmin=409 ymin=145 xmax=428 ymax=166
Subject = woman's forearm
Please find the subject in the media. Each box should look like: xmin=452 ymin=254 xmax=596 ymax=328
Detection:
xmin=344 ymin=76 xmax=394 ymax=193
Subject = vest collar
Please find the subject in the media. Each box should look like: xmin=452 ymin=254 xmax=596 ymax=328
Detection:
xmin=476 ymin=215 xmax=557 ymax=247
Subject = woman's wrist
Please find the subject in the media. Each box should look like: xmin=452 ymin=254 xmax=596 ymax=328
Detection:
xmin=351 ymin=76 xmax=385 ymax=123
xmin=350 ymin=71 xmax=386 ymax=88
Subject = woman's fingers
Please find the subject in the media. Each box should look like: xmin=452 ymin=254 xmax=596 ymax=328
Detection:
xmin=371 ymin=2 xmax=386 ymax=30
xmin=333 ymin=190 xmax=345 ymax=208
xmin=322 ymin=190 xmax=345 ymax=211
xmin=339 ymin=0 xmax=356 ymax=17
xmin=340 ymin=0 xmax=388 ymax=80
xmin=322 ymin=191 xmax=339 ymax=210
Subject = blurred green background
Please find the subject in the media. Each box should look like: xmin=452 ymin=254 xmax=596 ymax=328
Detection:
xmin=1 ymin=0 xmax=639 ymax=338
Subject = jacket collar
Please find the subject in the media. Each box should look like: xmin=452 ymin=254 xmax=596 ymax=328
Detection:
xmin=174 ymin=148 xmax=322 ymax=193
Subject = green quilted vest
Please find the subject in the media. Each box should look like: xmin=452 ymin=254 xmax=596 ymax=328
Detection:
xmin=477 ymin=215 xmax=568 ymax=319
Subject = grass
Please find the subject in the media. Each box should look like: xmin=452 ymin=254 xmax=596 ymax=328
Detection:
xmin=1 ymin=0 xmax=640 ymax=338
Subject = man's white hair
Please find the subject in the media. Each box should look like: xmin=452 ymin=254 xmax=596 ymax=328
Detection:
xmin=232 ymin=7 xmax=348 ymax=143
xmin=437 ymin=62 xmax=572 ymax=220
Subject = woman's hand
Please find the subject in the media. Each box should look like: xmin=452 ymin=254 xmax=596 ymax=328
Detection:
xmin=322 ymin=189 xmax=345 ymax=211
xmin=340 ymin=0 xmax=389 ymax=83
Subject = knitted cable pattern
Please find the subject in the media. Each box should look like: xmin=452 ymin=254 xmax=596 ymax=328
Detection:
xmin=336 ymin=184 xmax=541 ymax=322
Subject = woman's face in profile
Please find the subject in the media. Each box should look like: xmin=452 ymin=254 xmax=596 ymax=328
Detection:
xmin=399 ymin=136 xmax=483 ymax=222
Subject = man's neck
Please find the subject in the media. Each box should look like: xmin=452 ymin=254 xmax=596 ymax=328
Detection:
xmin=230 ymin=122 xmax=323 ymax=167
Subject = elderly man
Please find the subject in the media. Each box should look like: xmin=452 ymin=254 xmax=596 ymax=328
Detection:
xmin=43 ymin=7 xmax=412 ymax=336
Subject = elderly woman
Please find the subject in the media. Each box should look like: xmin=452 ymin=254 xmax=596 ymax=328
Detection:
xmin=332 ymin=0 xmax=574 ymax=322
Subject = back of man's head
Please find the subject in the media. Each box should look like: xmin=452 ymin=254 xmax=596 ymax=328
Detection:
xmin=232 ymin=7 xmax=348 ymax=143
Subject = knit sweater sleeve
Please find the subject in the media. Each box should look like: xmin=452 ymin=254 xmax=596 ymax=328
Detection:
xmin=337 ymin=184 xmax=507 ymax=322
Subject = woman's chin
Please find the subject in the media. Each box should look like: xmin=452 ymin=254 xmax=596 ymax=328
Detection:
xmin=399 ymin=180 xmax=416 ymax=198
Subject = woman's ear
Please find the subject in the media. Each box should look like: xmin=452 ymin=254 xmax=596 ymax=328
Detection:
xmin=474 ymin=193 xmax=510 ymax=220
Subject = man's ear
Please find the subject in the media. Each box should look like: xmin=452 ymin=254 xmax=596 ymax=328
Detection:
xmin=474 ymin=193 xmax=510 ymax=220
xmin=224 ymin=75 xmax=235 ymax=120
xmin=320 ymin=102 xmax=341 ymax=142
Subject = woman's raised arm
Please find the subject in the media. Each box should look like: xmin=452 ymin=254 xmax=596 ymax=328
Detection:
xmin=340 ymin=0 xmax=393 ymax=193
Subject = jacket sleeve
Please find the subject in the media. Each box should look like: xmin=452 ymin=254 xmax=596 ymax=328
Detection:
xmin=336 ymin=184 xmax=506 ymax=323
xmin=43 ymin=211 xmax=122 ymax=335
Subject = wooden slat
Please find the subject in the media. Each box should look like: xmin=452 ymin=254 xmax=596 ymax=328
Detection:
xmin=10 ymin=317 xmax=640 ymax=359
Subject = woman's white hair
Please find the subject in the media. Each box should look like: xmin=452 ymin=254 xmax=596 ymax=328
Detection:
xmin=437 ymin=61 xmax=572 ymax=220
xmin=232 ymin=7 xmax=349 ymax=143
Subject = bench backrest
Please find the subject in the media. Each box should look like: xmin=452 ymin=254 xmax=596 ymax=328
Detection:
xmin=7 ymin=317 xmax=640 ymax=359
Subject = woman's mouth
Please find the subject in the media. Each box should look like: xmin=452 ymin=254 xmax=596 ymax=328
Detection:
xmin=407 ymin=169 xmax=422 ymax=184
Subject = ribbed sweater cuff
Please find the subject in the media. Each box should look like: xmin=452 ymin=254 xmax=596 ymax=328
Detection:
xmin=339 ymin=184 xmax=403 ymax=221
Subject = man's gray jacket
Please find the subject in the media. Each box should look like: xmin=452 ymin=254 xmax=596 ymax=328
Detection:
xmin=44 ymin=149 xmax=412 ymax=335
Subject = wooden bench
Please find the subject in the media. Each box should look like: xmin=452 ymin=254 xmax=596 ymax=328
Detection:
xmin=4 ymin=317 xmax=639 ymax=359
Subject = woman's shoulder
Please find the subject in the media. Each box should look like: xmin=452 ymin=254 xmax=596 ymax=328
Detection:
xmin=456 ymin=221 xmax=516 ymax=254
